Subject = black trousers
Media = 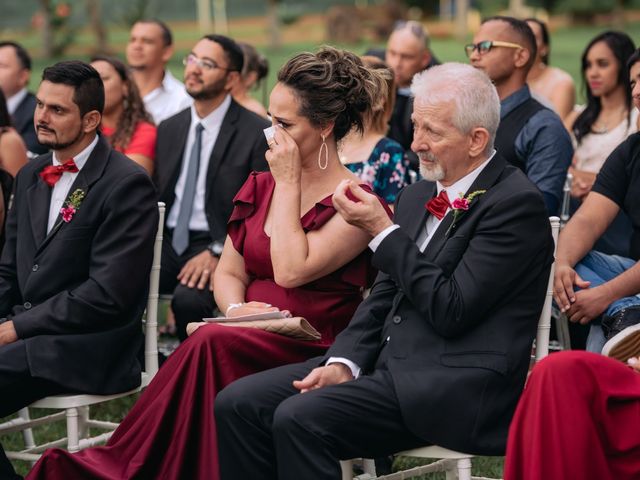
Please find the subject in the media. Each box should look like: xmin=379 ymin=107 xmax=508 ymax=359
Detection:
xmin=160 ymin=229 xmax=216 ymax=342
xmin=0 ymin=340 xmax=66 ymax=479
xmin=215 ymin=357 xmax=425 ymax=480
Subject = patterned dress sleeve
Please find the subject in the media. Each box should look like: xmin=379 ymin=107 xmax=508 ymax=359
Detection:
xmin=369 ymin=137 xmax=410 ymax=204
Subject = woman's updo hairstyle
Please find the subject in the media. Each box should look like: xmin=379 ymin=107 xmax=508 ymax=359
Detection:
xmin=277 ymin=46 xmax=387 ymax=142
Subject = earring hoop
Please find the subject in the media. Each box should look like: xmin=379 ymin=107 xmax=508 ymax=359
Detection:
xmin=318 ymin=134 xmax=328 ymax=170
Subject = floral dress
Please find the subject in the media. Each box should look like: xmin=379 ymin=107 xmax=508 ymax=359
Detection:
xmin=345 ymin=137 xmax=410 ymax=204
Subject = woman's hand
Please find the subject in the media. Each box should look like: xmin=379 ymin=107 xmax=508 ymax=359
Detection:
xmin=226 ymin=301 xmax=290 ymax=318
xmin=570 ymin=169 xmax=597 ymax=201
xmin=628 ymin=357 xmax=640 ymax=373
xmin=186 ymin=322 xmax=207 ymax=336
xmin=264 ymin=125 xmax=302 ymax=185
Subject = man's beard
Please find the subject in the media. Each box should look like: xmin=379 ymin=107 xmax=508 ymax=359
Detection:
xmin=187 ymin=75 xmax=227 ymax=101
xmin=418 ymin=151 xmax=445 ymax=181
xmin=36 ymin=124 xmax=84 ymax=150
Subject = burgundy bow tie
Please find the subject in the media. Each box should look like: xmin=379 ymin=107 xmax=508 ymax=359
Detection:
xmin=39 ymin=159 xmax=79 ymax=187
xmin=425 ymin=190 xmax=451 ymax=220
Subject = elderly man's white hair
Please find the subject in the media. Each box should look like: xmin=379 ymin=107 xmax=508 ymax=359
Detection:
xmin=410 ymin=63 xmax=500 ymax=155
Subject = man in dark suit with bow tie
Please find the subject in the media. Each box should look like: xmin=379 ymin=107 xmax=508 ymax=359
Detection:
xmin=214 ymin=63 xmax=555 ymax=480
xmin=153 ymin=34 xmax=268 ymax=341
xmin=0 ymin=61 xmax=158 ymax=479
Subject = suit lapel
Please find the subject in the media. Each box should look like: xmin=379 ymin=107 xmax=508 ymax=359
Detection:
xmin=205 ymin=100 xmax=238 ymax=206
xmin=163 ymin=110 xmax=191 ymax=200
xmin=36 ymin=137 xmax=111 ymax=255
xmin=407 ymin=181 xmax=435 ymax=244
xmin=424 ymin=155 xmax=506 ymax=261
xmin=27 ymin=154 xmax=54 ymax=247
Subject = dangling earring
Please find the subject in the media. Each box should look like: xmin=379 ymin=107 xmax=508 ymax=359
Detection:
xmin=318 ymin=134 xmax=328 ymax=170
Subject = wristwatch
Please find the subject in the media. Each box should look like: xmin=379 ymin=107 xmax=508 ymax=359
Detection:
xmin=207 ymin=241 xmax=224 ymax=258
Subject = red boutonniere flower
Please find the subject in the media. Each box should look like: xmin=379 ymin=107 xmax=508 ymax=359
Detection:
xmin=446 ymin=189 xmax=486 ymax=236
xmin=60 ymin=189 xmax=85 ymax=224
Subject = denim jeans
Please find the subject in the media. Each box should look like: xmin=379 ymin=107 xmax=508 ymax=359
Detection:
xmin=575 ymin=251 xmax=640 ymax=353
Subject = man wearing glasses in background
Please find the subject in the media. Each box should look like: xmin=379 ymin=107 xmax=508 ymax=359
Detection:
xmin=153 ymin=35 xmax=269 ymax=341
xmin=468 ymin=16 xmax=572 ymax=216
xmin=126 ymin=19 xmax=192 ymax=124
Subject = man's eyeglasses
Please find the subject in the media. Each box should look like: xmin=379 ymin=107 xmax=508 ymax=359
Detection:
xmin=183 ymin=54 xmax=235 ymax=72
xmin=464 ymin=40 xmax=523 ymax=57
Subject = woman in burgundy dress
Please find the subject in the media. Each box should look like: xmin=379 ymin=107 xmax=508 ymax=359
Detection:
xmin=28 ymin=47 xmax=391 ymax=480
xmin=504 ymin=350 xmax=640 ymax=480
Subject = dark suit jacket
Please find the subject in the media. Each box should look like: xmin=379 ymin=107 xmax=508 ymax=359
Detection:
xmin=11 ymin=92 xmax=48 ymax=156
xmin=326 ymin=155 xmax=554 ymax=455
xmin=0 ymin=136 xmax=158 ymax=394
xmin=153 ymin=99 xmax=269 ymax=244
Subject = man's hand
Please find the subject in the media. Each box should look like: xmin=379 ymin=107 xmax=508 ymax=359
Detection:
xmin=177 ymin=250 xmax=219 ymax=291
xmin=332 ymin=180 xmax=392 ymax=238
xmin=564 ymin=285 xmax=612 ymax=325
xmin=553 ymin=263 xmax=591 ymax=313
xmin=293 ymin=363 xmax=354 ymax=393
xmin=0 ymin=321 xmax=18 ymax=346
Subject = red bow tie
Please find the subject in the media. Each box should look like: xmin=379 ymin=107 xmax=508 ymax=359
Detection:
xmin=39 ymin=159 xmax=79 ymax=187
xmin=425 ymin=190 xmax=451 ymax=220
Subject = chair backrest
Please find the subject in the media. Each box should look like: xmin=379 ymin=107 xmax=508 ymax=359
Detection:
xmin=534 ymin=216 xmax=560 ymax=362
xmin=143 ymin=202 xmax=165 ymax=379
xmin=560 ymin=174 xmax=573 ymax=228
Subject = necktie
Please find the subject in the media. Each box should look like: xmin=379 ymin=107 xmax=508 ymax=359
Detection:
xmin=425 ymin=190 xmax=451 ymax=220
xmin=172 ymin=123 xmax=204 ymax=255
xmin=39 ymin=159 xmax=79 ymax=187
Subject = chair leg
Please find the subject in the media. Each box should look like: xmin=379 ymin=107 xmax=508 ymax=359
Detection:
xmin=66 ymin=407 xmax=80 ymax=453
xmin=361 ymin=458 xmax=376 ymax=475
xmin=78 ymin=405 xmax=90 ymax=440
xmin=340 ymin=459 xmax=353 ymax=480
xmin=17 ymin=408 xmax=35 ymax=449
xmin=456 ymin=457 xmax=472 ymax=480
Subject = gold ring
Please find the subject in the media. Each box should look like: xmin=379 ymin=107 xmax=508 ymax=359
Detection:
xmin=268 ymin=140 xmax=277 ymax=148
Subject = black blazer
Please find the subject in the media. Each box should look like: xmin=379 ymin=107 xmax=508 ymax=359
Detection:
xmin=153 ymin=99 xmax=270 ymax=244
xmin=326 ymin=155 xmax=554 ymax=455
xmin=11 ymin=92 xmax=48 ymax=156
xmin=0 ymin=136 xmax=159 ymax=394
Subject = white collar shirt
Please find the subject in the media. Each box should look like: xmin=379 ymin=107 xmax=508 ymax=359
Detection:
xmin=368 ymin=150 xmax=496 ymax=253
xmin=6 ymin=88 xmax=28 ymax=115
xmin=47 ymin=135 xmax=98 ymax=233
xmin=143 ymin=69 xmax=193 ymax=125
xmin=418 ymin=150 xmax=495 ymax=252
xmin=166 ymin=95 xmax=232 ymax=231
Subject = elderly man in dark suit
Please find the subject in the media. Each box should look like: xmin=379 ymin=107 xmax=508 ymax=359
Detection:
xmin=0 ymin=61 xmax=158 ymax=479
xmin=153 ymin=34 xmax=269 ymax=341
xmin=214 ymin=63 xmax=554 ymax=480
xmin=0 ymin=41 xmax=48 ymax=157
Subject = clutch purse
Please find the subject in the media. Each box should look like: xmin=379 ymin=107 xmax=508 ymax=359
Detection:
xmin=204 ymin=314 xmax=321 ymax=342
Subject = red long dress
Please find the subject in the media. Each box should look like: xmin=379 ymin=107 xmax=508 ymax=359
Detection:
xmin=28 ymin=172 xmax=381 ymax=480
xmin=504 ymin=350 xmax=640 ymax=480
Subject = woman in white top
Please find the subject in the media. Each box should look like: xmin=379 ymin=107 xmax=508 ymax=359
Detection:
xmin=565 ymin=31 xmax=637 ymax=202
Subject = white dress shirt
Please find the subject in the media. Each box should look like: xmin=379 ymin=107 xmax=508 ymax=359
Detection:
xmin=47 ymin=136 xmax=98 ymax=233
xmin=6 ymin=88 xmax=28 ymax=115
xmin=166 ymin=95 xmax=232 ymax=232
xmin=143 ymin=70 xmax=193 ymax=125
xmin=330 ymin=150 xmax=496 ymax=378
